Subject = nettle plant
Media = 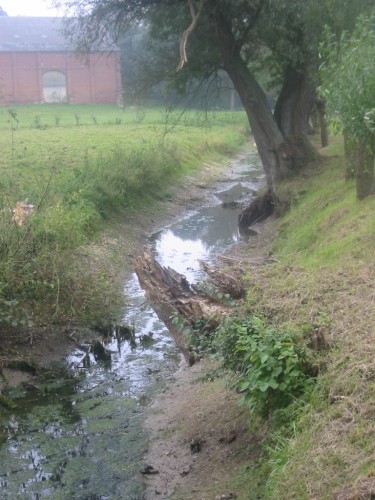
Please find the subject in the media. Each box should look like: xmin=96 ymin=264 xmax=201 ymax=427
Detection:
xmin=212 ymin=317 xmax=309 ymax=417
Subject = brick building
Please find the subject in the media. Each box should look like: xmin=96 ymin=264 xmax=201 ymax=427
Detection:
xmin=0 ymin=17 xmax=122 ymax=105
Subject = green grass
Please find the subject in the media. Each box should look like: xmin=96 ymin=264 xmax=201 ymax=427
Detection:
xmin=274 ymin=137 xmax=375 ymax=269
xmin=1 ymin=105 xmax=247 ymax=203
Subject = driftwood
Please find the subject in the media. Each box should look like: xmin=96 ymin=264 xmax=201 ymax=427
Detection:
xmin=134 ymin=248 xmax=226 ymax=364
xmin=217 ymin=254 xmax=277 ymax=267
xmin=199 ymin=260 xmax=245 ymax=299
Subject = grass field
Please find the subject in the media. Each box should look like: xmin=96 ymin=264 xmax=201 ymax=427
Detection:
xmin=0 ymin=104 xmax=248 ymax=327
xmin=0 ymin=104 xmax=247 ymax=202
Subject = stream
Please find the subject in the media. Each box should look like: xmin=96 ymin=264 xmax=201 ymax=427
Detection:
xmin=0 ymin=149 xmax=262 ymax=499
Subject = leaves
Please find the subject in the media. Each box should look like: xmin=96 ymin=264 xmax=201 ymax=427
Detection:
xmin=319 ymin=14 xmax=375 ymax=149
xmin=211 ymin=316 xmax=310 ymax=417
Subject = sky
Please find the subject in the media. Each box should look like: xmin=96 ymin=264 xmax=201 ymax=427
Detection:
xmin=1 ymin=0 xmax=64 ymax=17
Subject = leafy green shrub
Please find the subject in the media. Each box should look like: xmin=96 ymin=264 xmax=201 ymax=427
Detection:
xmin=211 ymin=317 xmax=310 ymax=417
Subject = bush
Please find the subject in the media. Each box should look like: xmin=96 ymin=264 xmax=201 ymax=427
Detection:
xmin=31 ymin=200 xmax=100 ymax=248
xmin=211 ymin=317 xmax=310 ymax=417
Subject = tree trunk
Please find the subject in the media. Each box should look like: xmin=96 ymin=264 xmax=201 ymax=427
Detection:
xmin=210 ymin=9 xmax=291 ymax=189
xmin=310 ymin=104 xmax=319 ymax=132
xmin=344 ymin=132 xmax=355 ymax=181
xmin=316 ymin=98 xmax=329 ymax=148
xmin=355 ymin=140 xmax=375 ymax=200
xmin=274 ymin=67 xmax=320 ymax=169
xmin=274 ymin=68 xmax=304 ymax=137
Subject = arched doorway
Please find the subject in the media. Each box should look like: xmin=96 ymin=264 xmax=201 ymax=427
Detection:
xmin=42 ymin=71 xmax=67 ymax=103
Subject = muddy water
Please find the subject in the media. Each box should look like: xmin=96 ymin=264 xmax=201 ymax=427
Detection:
xmin=0 ymin=150 xmax=262 ymax=499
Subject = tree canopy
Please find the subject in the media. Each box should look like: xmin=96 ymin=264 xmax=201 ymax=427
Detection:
xmin=55 ymin=0 xmax=374 ymax=194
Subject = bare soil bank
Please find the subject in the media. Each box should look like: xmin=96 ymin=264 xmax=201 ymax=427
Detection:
xmin=144 ymin=359 xmax=256 ymax=500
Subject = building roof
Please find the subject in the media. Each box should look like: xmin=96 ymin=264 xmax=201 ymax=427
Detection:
xmin=0 ymin=17 xmax=114 ymax=52
xmin=0 ymin=17 xmax=70 ymax=52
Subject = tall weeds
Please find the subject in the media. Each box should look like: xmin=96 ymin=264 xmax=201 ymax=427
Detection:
xmin=0 ymin=142 xmax=180 ymax=327
xmin=64 ymin=143 xmax=179 ymax=217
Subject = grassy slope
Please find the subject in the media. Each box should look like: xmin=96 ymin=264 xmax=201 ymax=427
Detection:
xmin=239 ymin=137 xmax=375 ymax=498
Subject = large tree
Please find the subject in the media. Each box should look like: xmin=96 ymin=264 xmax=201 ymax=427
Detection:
xmin=55 ymin=0 xmax=371 ymax=191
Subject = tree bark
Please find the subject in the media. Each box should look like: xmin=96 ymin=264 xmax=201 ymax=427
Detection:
xmin=199 ymin=260 xmax=245 ymax=299
xmin=274 ymin=67 xmax=320 ymax=168
xmin=344 ymin=132 xmax=355 ymax=181
xmin=355 ymin=140 xmax=375 ymax=200
xmin=316 ymin=98 xmax=329 ymax=148
xmin=274 ymin=68 xmax=304 ymax=137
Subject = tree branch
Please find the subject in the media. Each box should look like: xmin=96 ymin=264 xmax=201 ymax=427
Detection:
xmin=177 ymin=0 xmax=204 ymax=71
xmin=235 ymin=1 xmax=265 ymax=52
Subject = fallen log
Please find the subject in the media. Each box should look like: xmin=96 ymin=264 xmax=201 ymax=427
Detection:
xmin=134 ymin=248 xmax=226 ymax=364
xmin=198 ymin=260 xmax=245 ymax=299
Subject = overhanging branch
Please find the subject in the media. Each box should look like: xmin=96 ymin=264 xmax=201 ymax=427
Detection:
xmin=177 ymin=0 xmax=204 ymax=71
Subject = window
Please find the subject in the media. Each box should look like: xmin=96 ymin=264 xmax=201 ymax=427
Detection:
xmin=42 ymin=71 xmax=67 ymax=103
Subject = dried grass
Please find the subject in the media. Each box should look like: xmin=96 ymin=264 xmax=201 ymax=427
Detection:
xmin=242 ymin=256 xmax=375 ymax=496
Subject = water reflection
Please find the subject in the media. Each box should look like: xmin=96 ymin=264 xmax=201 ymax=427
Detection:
xmin=152 ymin=154 xmax=263 ymax=283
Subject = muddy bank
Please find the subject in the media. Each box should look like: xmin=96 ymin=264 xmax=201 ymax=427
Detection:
xmin=144 ymin=359 xmax=257 ymax=500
